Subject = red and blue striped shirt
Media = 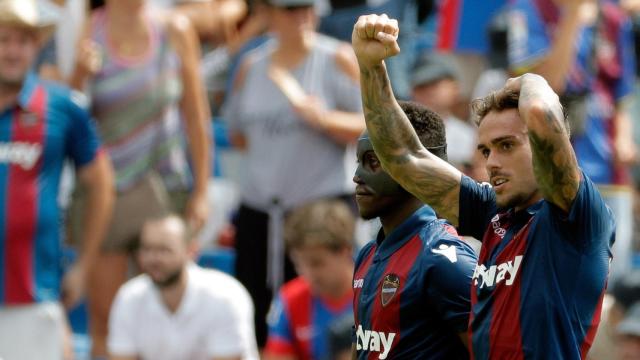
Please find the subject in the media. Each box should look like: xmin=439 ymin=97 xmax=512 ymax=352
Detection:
xmin=265 ymin=277 xmax=352 ymax=360
xmin=353 ymin=206 xmax=477 ymax=359
xmin=0 ymin=74 xmax=101 ymax=305
xmin=459 ymin=173 xmax=614 ymax=359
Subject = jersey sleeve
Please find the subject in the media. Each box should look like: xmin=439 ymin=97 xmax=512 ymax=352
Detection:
xmin=556 ymin=172 xmax=616 ymax=247
xmin=458 ymin=175 xmax=497 ymax=241
xmin=424 ymin=230 xmax=477 ymax=333
xmin=205 ymin=282 xmax=257 ymax=358
xmin=65 ymin=91 xmax=101 ymax=169
xmin=107 ymin=286 xmax=139 ymax=356
xmin=508 ymin=0 xmax=551 ymax=74
xmin=264 ymin=293 xmax=297 ymax=356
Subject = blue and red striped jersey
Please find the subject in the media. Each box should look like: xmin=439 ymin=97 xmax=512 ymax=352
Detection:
xmin=0 ymin=74 xmax=101 ymax=305
xmin=458 ymin=173 xmax=615 ymax=359
xmin=265 ymin=277 xmax=352 ymax=360
xmin=352 ymin=206 xmax=477 ymax=360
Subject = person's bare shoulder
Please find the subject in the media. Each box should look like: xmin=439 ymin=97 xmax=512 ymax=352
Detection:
xmin=154 ymin=9 xmax=197 ymax=54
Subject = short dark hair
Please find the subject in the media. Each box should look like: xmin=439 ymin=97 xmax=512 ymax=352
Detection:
xmin=284 ymin=199 xmax=355 ymax=252
xmin=470 ymin=90 xmax=571 ymax=136
xmin=398 ymin=100 xmax=448 ymax=161
xmin=470 ymin=91 xmax=520 ymax=125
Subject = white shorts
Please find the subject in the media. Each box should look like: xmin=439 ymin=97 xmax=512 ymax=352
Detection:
xmin=0 ymin=302 xmax=65 ymax=360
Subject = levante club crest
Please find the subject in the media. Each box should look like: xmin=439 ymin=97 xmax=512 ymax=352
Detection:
xmin=381 ymin=274 xmax=400 ymax=307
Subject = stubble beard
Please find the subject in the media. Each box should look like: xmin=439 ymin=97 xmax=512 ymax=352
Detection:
xmin=151 ymin=266 xmax=185 ymax=289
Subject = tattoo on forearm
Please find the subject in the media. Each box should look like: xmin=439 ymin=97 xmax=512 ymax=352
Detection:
xmin=359 ymin=64 xmax=422 ymax=165
xmin=528 ymin=109 xmax=580 ymax=207
xmin=359 ymin=64 xmax=459 ymax=219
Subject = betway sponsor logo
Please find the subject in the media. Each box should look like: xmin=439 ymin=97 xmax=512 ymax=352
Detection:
xmin=472 ymin=255 xmax=523 ymax=289
xmin=355 ymin=324 xmax=395 ymax=359
xmin=0 ymin=142 xmax=42 ymax=170
xmin=353 ymin=278 xmax=364 ymax=289
xmin=491 ymin=214 xmax=507 ymax=238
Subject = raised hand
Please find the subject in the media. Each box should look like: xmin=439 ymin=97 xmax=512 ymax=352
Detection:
xmin=75 ymin=39 xmax=102 ymax=77
xmin=351 ymin=14 xmax=400 ymax=69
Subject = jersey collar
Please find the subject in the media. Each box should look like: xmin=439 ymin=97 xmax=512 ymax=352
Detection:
xmin=374 ymin=205 xmax=437 ymax=260
xmin=500 ymin=198 xmax=544 ymax=221
xmin=526 ymin=200 xmax=544 ymax=215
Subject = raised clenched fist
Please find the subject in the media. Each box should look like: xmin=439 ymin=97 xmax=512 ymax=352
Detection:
xmin=351 ymin=14 xmax=400 ymax=68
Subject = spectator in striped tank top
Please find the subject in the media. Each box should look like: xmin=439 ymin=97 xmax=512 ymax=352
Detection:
xmin=69 ymin=0 xmax=211 ymax=357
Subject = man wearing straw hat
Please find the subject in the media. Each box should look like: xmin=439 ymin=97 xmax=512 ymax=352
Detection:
xmin=0 ymin=0 xmax=114 ymax=359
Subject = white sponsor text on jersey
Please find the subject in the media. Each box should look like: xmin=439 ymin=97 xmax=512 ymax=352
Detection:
xmin=473 ymin=255 xmax=523 ymax=289
xmin=0 ymin=142 xmax=42 ymax=170
xmin=355 ymin=324 xmax=395 ymax=359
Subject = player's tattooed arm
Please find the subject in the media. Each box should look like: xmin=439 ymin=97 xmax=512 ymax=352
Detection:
xmin=353 ymin=14 xmax=462 ymax=225
xmin=510 ymin=74 xmax=580 ymax=212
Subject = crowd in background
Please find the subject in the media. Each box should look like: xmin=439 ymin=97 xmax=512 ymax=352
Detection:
xmin=3 ymin=0 xmax=640 ymax=359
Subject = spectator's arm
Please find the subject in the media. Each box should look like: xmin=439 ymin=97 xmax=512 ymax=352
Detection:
xmin=227 ymin=9 xmax=269 ymax=56
xmin=69 ymin=22 xmax=100 ymax=90
xmin=352 ymin=14 xmax=462 ymax=225
xmin=275 ymin=44 xmax=364 ymax=145
xmin=62 ymin=96 xmax=115 ymax=310
xmin=168 ymin=13 xmax=211 ymax=231
xmin=508 ymin=74 xmax=580 ymax=211
xmin=175 ymin=0 xmax=248 ymax=44
xmin=291 ymin=102 xmax=365 ymax=145
xmin=312 ymin=44 xmax=366 ymax=145
xmin=613 ymin=99 xmax=637 ymax=165
xmin=519 ymin=2 xmax=588 ymax=92
xmin=352 ymin=343 xmax=357 ymax=360
xmin=64 ymin=151 xmax=114 ymax=308
xmin=621 ymin=0 xmax=640 ymax=13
